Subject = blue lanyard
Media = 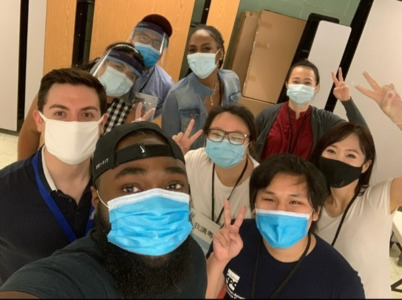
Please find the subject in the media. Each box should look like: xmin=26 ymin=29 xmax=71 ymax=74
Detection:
xmin=32 ymin=152 xmax=94 ymax=242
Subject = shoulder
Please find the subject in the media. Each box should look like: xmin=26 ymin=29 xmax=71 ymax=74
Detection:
xmin=0 ymin=155 xmax=35 ymax=183
xmin=0 ymin=234 xmax=118 ymax=298
xmin=312 ymin=235 xmax=358 ymax=271
xmin=153 ymin=65 xmax=174 ymax=84
xmin=256 ymin=103 xmax=282 ymax=119
xmin=218 ymin=69 xmax=239 ymax=80
xmin=185 ymin=148 xmax=208 ymax=163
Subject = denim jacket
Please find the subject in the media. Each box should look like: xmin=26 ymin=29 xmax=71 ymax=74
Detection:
xmin=162 ymin=70 xmax=242 ymax=149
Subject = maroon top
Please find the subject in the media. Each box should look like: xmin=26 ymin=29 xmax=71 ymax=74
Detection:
xmin=261 ymin=102 xmax=313 ymax=160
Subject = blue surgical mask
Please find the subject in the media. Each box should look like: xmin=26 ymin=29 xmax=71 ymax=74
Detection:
xmin=187 ymin=51 xmax=218 ymax=79
xmin=205 ymin=139 xmax=245 ymax=168
xmin=286 ymin=84 xmax=315 ymax=106
xmin=98 ymin=188 xmax=192 ymax=256
xmin=134 ymin=42 xmax=160 ymax=67
xmin=256 ymin=209 xmax=311 ymax=248
xmin=98 ymin=66 xmax=133 ymax=97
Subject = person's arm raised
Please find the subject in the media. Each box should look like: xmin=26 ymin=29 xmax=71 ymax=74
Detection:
xmin=205 ymin=200 xmax=246 ymax=298
xmin=354 ymin=71 xmax=402 ymax=212
xmin=17 ymin=94 xmax=42 ymax=160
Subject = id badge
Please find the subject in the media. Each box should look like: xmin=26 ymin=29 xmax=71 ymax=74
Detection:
xmin=190 ymin=208 xmax=221 ymax=255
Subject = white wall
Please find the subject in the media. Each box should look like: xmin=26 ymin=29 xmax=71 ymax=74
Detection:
xmin=308 ymin=21 xmax=351 ymax=109
xmin=0 ymin=1 xmax=20 ymax=131
xmin=25 ymin=0 xmax=47 ymax=119
xmin=334 ymin=0 xmax=402 ymax=184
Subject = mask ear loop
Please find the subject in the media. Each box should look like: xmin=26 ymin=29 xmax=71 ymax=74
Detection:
xmin=96 ymin=190 xmax=109 ymax=209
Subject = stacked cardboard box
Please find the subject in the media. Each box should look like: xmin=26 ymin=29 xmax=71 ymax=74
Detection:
xmin=228 ymin=10 xmax=306 ymax=116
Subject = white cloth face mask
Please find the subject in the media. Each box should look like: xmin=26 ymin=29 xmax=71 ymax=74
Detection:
xmin=187 ymin=51 xmax=219 ymax=79
xmin=39 ymin=112 xmax=103 ymax=165
xmin=98 ymin=66 xmax=134 ymax=98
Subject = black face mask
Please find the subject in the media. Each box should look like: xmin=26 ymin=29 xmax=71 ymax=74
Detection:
xmin=318 ymin=156 xmax=363 ymax=188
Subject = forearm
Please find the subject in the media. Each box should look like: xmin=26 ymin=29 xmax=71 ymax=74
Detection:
xmin=206 ymin=253 xmax=228 ymax=298
xmin=341 ymin=98 xmax=369 ymax=129
xmin=18 ymin=127 xmax=41 ymax=160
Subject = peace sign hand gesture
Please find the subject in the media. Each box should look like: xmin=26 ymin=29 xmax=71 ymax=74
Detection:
xmin=332 ymin=67 xmax=351 ymax=101
xmin=354 ymin=71 xmax=402 ymax=130
xmin=212 ymin=200 xmax=246 ymax=263
xmin=172 ymin=119 xmax=203 ymax=155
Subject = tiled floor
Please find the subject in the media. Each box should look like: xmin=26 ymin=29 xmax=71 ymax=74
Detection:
xmin=0 ymin=129 xmax=401 ymax=298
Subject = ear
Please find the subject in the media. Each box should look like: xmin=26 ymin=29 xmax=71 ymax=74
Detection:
xmin=99 ymin=114 xmax=109 ymax=136
xmin=33 ymin=109 xmax=45 ymax=133
xmin=314 ymin=84 xmax=320 ymax=93
xmin=91 ymin=186 xmax=99 ymax=208
xmin=362 ymin=159 xmax=372 ymax=173
xmin=311 ymin=207 xmax=321 ymax=222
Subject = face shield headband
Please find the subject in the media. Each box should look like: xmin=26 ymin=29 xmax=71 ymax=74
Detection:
xmin=130 ymin=26 xmax=169 ymax=54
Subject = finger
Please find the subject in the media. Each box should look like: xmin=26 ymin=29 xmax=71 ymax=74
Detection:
xmin=354 ymin=83 xmax=380 ymax=103
xmin=175 ymin=132 xmax=183 ymax=141
xmin=231 ymin=205 xmax=246 ymax=233
xmin=188 ymin=129 xmax=203 ymax=144
xmin=184 ymin=119 xmax=195 ymax=137
xmin=338 ymin=67 xmax=344 ymax=82
xmin=223 ymin=200 xmax=232 ymax=228
xmin=331 ymin=71 xmax=338 ymax=85
xmin=214 ymin=228 xmax=230 ymax=248
xmin=142 ymin=108 xmax=155 ymax=121
xmin=362 ymin=71 xmax=381 ymax=91
xmin=135 ymin=102 xmax=143 ymax=120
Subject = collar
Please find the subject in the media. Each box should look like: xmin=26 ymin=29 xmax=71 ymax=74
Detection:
xmin=41 ymin=147 xmax=57 ymax=191
xmin=187 ymin=72 xmax=219 ymax=96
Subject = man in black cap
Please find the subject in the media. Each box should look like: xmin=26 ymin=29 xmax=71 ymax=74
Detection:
xmin=0 ymin=122 xmax=207 ymax=299
xmin=128 ymin=14 xmax=175 ymax=119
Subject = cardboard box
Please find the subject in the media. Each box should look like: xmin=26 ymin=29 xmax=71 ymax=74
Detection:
xmin=226 ymin=11 xmax=260 ymax=89
xmin=238 ymin=96 xmax=275 ymax=117
xmin=242 ymin=10 xmax=306 ymax=103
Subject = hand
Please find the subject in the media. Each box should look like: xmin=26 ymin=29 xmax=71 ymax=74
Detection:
xmin=332 ymin=67 xmax=350 ymax=101
xmin=172 ymin=119 xmax=203 ymax=155
xmin=212 ymin=200 xmax=246 ymax=263
xmin=354 ymin=71 xmax=402 ymax=128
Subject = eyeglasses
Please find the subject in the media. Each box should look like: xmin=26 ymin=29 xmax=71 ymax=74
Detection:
xmin=134 ymin=32 xmax=163 ymax=50
xmin=206 ymin=129 xmax=249 ymax=145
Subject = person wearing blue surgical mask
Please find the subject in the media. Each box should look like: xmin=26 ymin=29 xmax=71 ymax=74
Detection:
xmin=205 ymin=153 xmax=365 ymax=299
xmin=255 ymin=59 xmax=368 ymax=161
xmin=127 ymin=14 xmax=175 ymax=119
xmin=90 ymin=42 xmax=145 ymax=133
xmin=0 ymin=122 xmax=207 ymax=298
xmin=179 ymin=105 xmax=259 ymax=255
xmin=162 ymin=24 xmax=242 ymax=150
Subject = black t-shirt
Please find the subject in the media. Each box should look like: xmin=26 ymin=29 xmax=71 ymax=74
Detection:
xmin=212 ymin=219 xmax=365 ymax=299
xmin=0 ymin=231 xmax=207 ymax=299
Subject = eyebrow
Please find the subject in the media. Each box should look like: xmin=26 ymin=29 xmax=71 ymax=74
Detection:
xmin=48 ymin=104 xmax=99 ymax=112
xmin=262 ymin=189 xmax=306 ymax=198
xmin=114 ymin=165 xmax=187 ymax=180
xmin=329 ymin=144 xmax=361 ymax=154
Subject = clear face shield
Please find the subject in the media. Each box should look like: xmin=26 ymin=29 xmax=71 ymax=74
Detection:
xmin=90 ymin=48 xmax=143 ymax=103
xmin=129 ymin=27 xmax=169 ymax=67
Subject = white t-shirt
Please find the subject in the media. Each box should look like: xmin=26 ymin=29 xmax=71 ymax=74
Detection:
xmin=316 ymin=179 xmax=394 ymax=298
xmin=185 ymin=148 xmax=259 ymax=226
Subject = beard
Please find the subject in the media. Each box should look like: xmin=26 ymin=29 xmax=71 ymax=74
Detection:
xmin=92 ymin=210 xmax=192 ymax=298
